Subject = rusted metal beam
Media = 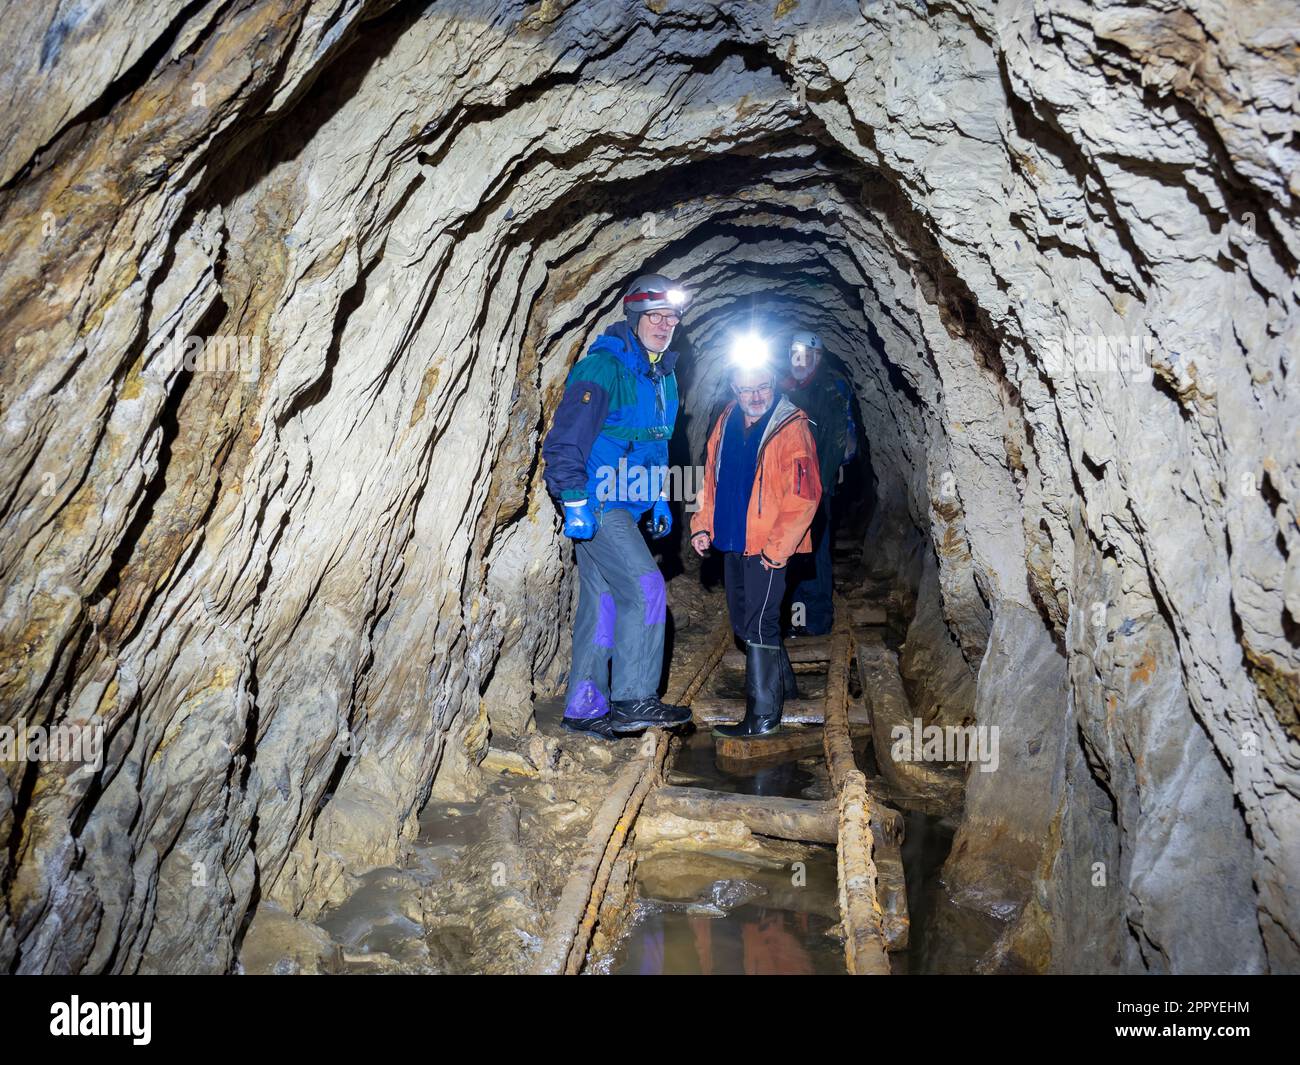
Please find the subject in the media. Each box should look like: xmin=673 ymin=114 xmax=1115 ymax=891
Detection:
xmin=826 ymin=608 xmax=893 ymax=974
xmin=822 ymin=626 xmax=858 ymax=793
xmin=838 ymin=770 xmax=893 ymax=974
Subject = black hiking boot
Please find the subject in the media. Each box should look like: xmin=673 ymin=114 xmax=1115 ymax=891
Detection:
xmin=561 ymin=714 xmax=623 ymax=741
xmin=608 ymin=696 xmax=692 ymax=733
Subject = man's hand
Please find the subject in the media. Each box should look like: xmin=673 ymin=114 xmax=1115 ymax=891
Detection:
xmin=691 ymin=532 xmax=711 ymax=557
xmin=649 ymin=497 xmax=672 ymax=539
xmin=562 ymin=499 xmax=597 ymax=540
xmin=759 ymin=549 xmax=786 ymax=570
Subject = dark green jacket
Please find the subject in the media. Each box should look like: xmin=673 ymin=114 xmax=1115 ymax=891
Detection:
xmin=782 ymin=366 xmax=853 ymax=495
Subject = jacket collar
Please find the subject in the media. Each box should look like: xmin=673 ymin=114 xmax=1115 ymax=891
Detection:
xmin=716 ymin=395 xmax=804 ymax=461
xmin=758 ymin=395 xmax=803 ymax=452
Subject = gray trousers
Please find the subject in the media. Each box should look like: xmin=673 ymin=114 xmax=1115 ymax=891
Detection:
xmin=563 ymin=508 xmax=666 ymax=719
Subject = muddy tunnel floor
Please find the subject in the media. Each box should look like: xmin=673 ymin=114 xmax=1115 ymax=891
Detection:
xmin=234 ymin=537 xmax=992 ymax=976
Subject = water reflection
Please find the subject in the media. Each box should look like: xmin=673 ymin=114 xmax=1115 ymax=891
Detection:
xmin=610 ymin=716 xmax=1005 ymax=975
xmin=612 ymin=903 xmax=843 ymax=975
xmin=610 ymin=729 xmax=846 ymax=975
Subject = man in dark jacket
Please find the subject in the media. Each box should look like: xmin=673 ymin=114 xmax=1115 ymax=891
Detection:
xmin=781 ymin=331 xmax=856 ymax=636
xmin=541 ymin=274 xmax=694 ymax=740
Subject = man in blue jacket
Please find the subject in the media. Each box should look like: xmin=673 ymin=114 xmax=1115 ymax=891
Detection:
xmin=541 ymin=274 xmax=694 ymax=740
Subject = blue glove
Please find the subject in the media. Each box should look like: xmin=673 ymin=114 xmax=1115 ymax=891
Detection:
xmin=649 ymin=497 xmax=672 ymax=539
xmin=562 ymin=499 xmax=596 ymax=540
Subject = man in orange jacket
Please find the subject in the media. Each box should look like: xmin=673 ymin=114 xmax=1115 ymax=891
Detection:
xmin=690 ymin=357 xmax=822 ymax=738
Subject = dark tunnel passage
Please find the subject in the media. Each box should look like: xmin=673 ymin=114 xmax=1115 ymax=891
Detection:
xmin=0 ymin=0 xmax=1297 ymax=984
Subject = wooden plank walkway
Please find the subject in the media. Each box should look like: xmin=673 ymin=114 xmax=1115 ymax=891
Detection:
xmin=535 ymin=583 xmax=910 ymax=974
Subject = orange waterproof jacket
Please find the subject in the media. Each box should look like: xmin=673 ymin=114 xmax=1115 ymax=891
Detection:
xmin=690 ymin=396 xmax=822 ymax=565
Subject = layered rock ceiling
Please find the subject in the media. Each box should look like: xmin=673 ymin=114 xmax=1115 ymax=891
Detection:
xmin=1 ymin=0 xmax=1297 ymax=973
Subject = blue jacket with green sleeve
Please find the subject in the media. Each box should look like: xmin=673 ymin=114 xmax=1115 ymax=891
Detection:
xmin=542 ymin=321 xmax=679 ymax=519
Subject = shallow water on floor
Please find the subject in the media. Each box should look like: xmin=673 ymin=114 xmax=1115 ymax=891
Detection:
xmin=613 ymin=723 xmax=1006 ymax=975
xmin=608 ymin=896 xmax=845 ymax=975
xmin=893 ymin=808 xmax=1006 ymax=974
xmin=668 ymin=728 xmax=824 ymax=798
xmin=609 ymin=728 xmax=848 ymax=975
xmin=315 ymin=798 xmax=502 ymax=973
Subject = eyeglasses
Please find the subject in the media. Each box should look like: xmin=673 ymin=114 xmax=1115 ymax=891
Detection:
xmin=735 ymin=384 xmax=773 ymax=399
xmin=643 ymin=311 xmax=680 ymax=326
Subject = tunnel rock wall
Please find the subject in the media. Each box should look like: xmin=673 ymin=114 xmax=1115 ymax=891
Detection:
xmin=0 ymin=0 xmax=1296 ymax=973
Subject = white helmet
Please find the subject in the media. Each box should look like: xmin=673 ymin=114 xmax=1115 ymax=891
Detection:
xmin=790 ymin=331 xmax=823 ymax=356
xmin=623 ymin=274 xmax=690 ymax=323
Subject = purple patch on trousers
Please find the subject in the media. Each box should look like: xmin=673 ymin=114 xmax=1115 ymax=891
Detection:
xmin=594 ymin=592 xmax=616 ymax=648
xmin=639 ymin=571 xmax=666 ymax=626
xmin=563 ymin=680 xmax=609 ymax=720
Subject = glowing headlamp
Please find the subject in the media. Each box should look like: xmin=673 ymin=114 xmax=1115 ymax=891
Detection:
xmin=730 ymin=332 xmax=770 ymax=371
xmin=624 ymin=286 xmax=689 ymax=314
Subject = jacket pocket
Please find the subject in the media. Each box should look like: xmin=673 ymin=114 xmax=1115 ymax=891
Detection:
xmin=795 ymin=456 xmax=816 ymax=501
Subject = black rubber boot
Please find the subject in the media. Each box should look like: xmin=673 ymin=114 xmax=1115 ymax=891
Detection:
xmin=609 ymin=696 xmax=692 ymax=733
xmin=780 ymin=644 xmax=798 ymax=699
xmin=561 ymin=714 xmax=623 ymax=741
xmin=714 ymin=642 xmax=784 ymax=739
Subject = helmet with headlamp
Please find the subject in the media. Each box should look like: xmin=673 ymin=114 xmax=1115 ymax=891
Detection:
xmin=789 ymin=330 xmax=823 ymax=382
xmin=623 ymin=274 xmax=690 ymax=322
xmin=790 ymin=331 xmax=823 ymax=359
xmin=729 ymin=331 xmax=771 ymax=373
